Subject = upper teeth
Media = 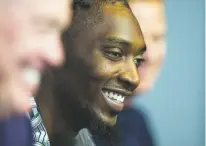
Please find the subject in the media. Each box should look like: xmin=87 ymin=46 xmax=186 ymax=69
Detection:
xmin=103 ymin=91 xmax=125 ymax=103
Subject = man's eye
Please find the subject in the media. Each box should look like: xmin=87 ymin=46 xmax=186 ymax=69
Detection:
xmin=105 ymin=51 xmax=122 ymax=57
xmin=103 ymin=48 xmax=123 ymax=61
xmin=134 ymin=58 xmax=145 ymax=68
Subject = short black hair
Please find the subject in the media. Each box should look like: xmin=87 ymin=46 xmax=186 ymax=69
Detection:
xmin=73 ymin=0 xmax=129 ymax=9
xmin=62 ymin=0 xmax=131 ymax=66
xmin=73 ymin=0 xmax=92 ymax=8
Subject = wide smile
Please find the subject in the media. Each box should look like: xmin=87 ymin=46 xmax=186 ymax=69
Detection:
xmin=101 ymin=88 xmax=132 ymax=113
xmin=102 ymin=90 xmax=125 ymax=103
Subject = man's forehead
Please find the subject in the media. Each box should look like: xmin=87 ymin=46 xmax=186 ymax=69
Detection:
xmin=131 ymin=2 xmax=165 ymax=34
xmin=140 ymin=20 xmax=165 ymax=36
xmin=28 ymin=0 xmax=69 ymax=27
xmin=29 ymin=0 xmax=68 ymax=15
xmin=132 ymin=3 xmax=164 ymax=22
xmin=2 ymin=0 xmax=68 ymax=18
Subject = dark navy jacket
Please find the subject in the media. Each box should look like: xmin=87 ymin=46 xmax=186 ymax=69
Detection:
xmin=117 ymin=107 xmax=155 ymax=146
xmin=0 ymin=115 xmax=33 ymax=146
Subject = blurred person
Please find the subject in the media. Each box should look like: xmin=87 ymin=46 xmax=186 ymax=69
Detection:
xmin=0 ymin=0 xmax=72 ymax=117
xmin=33 ymin=0 xmax=146 ymax=145
xmin=131 ymin=0 xmax=166 ymax=93
xmin=29 ymin=1 xmax=92 ymax=145
xmin=0 ymin=0 xmax=73 ymax=146
xmin=117 ymin=0 xmax=166 ymax=146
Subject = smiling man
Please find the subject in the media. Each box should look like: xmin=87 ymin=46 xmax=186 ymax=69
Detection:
xmin=58 ymin=0 xmax=146 ymax=127
xmin=33 ymin=0 xmax=146 ymax=145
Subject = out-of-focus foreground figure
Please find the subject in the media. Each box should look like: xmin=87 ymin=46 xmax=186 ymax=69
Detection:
xmin=0 ymin=0 xmax=73 ymax=146
xmin=0 ymin=0 xmax=72 ymax=117
xmin=131 ymin=0 xmax=166 ymax=93
xmin=117 ymin=0 xmax=166 ymax=146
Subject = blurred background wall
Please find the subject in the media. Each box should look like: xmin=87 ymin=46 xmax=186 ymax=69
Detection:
xmin=133 ymin=0 xmax=205 ymax=146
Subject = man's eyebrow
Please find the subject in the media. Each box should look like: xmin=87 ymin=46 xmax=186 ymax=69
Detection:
xmin=103 ymin=37 xmax=131 ymax=48
xmin=135 ymin=45 xmax=146 ymax=56
xmin=33 ymin=15 xmax=62 ymax=29
xmin=140 ymin=45 xmax=147 ymax=54
xmin=103 ymin=37 xmax=147 ymax=54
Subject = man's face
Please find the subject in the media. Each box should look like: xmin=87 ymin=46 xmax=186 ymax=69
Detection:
xmin=0 ymin=0 xmax=72 ymax=115
xmin=63 ymin=2 xmax=145 ymax=126
xmin=130 ymin=1 xmax=166 ymax=93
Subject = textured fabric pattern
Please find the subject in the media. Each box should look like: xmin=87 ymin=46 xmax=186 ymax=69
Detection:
xmin=28 ymin=97 xmax=50 ymax=146
xmin=74 ymin=128 xmax=96 ymax=146
xmin=29 ymin=97 xmax=96 ymax=146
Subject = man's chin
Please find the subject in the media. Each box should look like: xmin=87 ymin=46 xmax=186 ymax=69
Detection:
xmin=96 ymin=110 xmax=118 ymax=127
xmin=102 ymin=115 xmax=117 ymax=127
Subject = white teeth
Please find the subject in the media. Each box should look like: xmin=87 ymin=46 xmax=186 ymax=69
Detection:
xmin=120 ymin=96 xmax=125 ymax=102
xmin=24 ymin=67 xmax=41 ymax=87
xmin=117 ymin=95 xmax=120 ymax=100
xmin=114 ymin=94 xmax=117 ymax=99
xmin=103 ymin=91 xmax=125 ymax=103
xmin=109 ymin=92 xmax=113 ymax=98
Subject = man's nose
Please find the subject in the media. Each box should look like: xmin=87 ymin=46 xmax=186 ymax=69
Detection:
xmin=118 ymin=61 xmax=140 ymax=91
xmin=42 ymin=40 xmax=65 ymax=67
